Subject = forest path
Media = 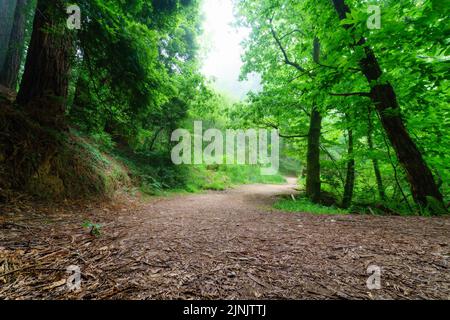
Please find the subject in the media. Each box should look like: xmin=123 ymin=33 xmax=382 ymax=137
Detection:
xmin=1 ymin=179 xmax=449 ymax=299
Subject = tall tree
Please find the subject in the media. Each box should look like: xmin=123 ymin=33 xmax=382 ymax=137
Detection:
xmin=0 ymin=0 xmax=30 ymax=89
xmin=16 ymin=0 xmax=72 ymax=127
xmin=331 ymin=0 xmax=444 ymax=212
xmin=270 ymin=26 xmax=324 ymax=203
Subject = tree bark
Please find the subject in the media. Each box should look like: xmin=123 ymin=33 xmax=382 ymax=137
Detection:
xmin=306 ymin=107 xmax=322 ymax=203
xmin=367 ymin=107 xmax=386 ymax=201
xmin=342 ymin=116 xmax=355 ymax=208
xmin=16 ymin=0 xmax=72 ymax=128
xmin=331 ymin=0 xmax=444 ymax=212
xmin=0 ymin=0 xmax=28 ymax=89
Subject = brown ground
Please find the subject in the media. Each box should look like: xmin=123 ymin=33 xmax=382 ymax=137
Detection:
xmin=0 ymin=178 xmax=449 ymax=299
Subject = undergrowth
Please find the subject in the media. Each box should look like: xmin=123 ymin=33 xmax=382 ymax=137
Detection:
xmin=0 ymin=106 xmax=130 ymax=200
xmin=274 ymin=197 xmax=349 ymax=215
xmin=111 ymin=145 xmax=286 ymax=195
xmin=76 ymin=131 xmax=286 ymax=196
xmin=0 ymin=105 xmax=285 ymax=201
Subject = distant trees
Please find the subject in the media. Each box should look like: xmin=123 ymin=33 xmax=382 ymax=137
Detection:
xmin=0 ymin=0 xmax=17 ymax=73
xmin=0 ymin=0 xmax=30 ymax=89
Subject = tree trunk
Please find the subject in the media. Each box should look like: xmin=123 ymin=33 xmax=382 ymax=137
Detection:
xmin=305 ymin=37 xmax=323 ymax=203
xmin=367 ymin=107 xmax=386 ymax=201
xmin=342 ymin=116 xmax=355 ymax=208
xmin=0 ymin=0 xmax=28 ymax=89
xmin=306 ymin=107 xmax=322 ymax=203
xmin=331 ymin=0 xmax=445 ymax=212
xmin=0 ymin=0 xmax=17 ymax=71
xmin=16 ymin=0 xmax=72 ymax=128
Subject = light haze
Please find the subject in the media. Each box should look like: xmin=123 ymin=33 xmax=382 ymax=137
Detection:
xmin=200 ymin=0 xmax=261 ymax=100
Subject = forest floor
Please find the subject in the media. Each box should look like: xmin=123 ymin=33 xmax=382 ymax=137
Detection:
xmin=0 ymin=178 xmax=449 ymax=299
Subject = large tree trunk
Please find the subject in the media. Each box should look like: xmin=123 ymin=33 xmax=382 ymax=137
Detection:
xmin=0 ymin=0 xmax=29 ymax=89
xmin=16 ymin=0 xmax=72 ymax=128
xmin=0 ymin=0 xmax=17 ymax=70
xmin=331 ymin=0 xmax=444 ymax=213
xmin=367 ymin=107 xmax=386 ymax=201
xmin=305 ymin=107 xmax=322 ymax=203
xmin=342 ymin=116 xmax=355 ymax=208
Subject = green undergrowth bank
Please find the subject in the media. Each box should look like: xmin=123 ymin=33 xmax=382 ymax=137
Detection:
xmin=111 ymin=145 xmax=286 ymax=196
xmin=0 ymin=107 xmax=130 ymax=200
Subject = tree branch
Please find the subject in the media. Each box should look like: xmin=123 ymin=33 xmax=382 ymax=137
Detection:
xmin=279 ymin=29 xmax=305 ymax=40
xmin=269 ymin=18 xmax=307 ymax=74
xmin=263 ymin=121 xmax=308 ymax=139
xmin=279 ymin=132 xmax=309 ymax=139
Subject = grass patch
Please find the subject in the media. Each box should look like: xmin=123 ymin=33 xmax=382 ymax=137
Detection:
xmin=274 ymin=197 xmax=349 ymax=215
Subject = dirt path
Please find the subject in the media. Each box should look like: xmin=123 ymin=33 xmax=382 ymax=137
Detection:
xmin=1 ymin=179 xmax=449 ymax=299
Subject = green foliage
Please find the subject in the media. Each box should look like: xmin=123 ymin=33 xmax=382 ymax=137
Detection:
xmin=110 ymin=144 xmax=285 ymax=195
xmin=3 ymin=0 xmax=448 ymax=217
xmin=69 ymin=0 xmax=204 ymax=149
xmin=111 ymin=145 xmax=185 ymax=195
xmin=274 ymin=197 xmax=349 ymax=215
xmin=235 ymin=0 xmax=449 ymax=215
xmin=185 ymin=164 xmax=286 ymax=192
xmin=83 ymin=220 xmax=102 ymax=237
xmin=423 ymin=196 xmax=448 ymax=216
